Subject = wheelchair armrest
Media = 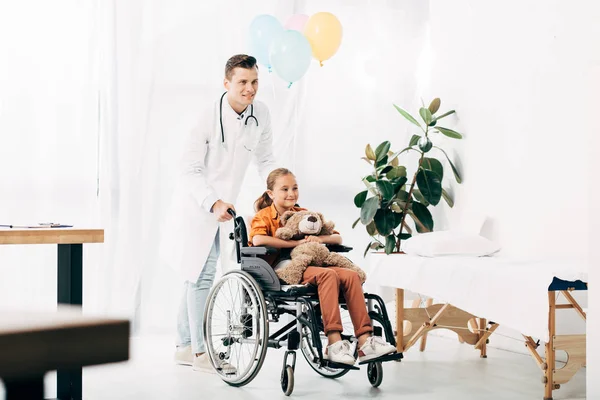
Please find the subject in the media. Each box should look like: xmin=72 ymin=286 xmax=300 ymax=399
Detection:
xmin=240 ymin=246 xmax=278 ymax=256
xmin=326 ymin=244 xmax=353 ymax=253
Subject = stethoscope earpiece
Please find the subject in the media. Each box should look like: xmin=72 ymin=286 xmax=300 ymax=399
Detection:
xmin=219 ymin=92 xmax=259 ymax=144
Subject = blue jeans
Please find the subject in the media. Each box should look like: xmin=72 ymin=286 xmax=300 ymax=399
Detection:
xmin=176 ymin=230 xmax=220 ymax=354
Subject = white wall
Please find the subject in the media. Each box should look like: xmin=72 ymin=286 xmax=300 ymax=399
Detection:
xmin=426 ymin=0 xmax=599 ymax=388
xmin=588 ymin=103 xmax=599 ymax=400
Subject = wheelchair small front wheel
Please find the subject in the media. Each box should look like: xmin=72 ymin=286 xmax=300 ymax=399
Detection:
xmin=367 ymin=361 xmax=383 ymax=387
xmin=281 ymin=365 xmax=294 ymax=396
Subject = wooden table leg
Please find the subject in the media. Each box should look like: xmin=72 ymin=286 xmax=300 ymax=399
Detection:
xmin=479 ymin=318 xmax=487 ymax=358
xmin=4 ymin=375 xmax=44 ymax=400
xmin=544 ymin=292 xmax=556 ymax=400
xmin=57 ymin=243 xmax=84 ymax=400
xmin=396 ymin=288 xmax=404 ymax=353
xmin=420 ymin=297 xmax=433 ymax=351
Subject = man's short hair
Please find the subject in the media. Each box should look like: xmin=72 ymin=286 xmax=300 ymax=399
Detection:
xmin=225 ymin=54 xmax=258 ymax=80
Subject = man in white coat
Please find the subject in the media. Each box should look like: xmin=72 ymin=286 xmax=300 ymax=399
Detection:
xmin=161 ymin=54 xmax=278 ymax=372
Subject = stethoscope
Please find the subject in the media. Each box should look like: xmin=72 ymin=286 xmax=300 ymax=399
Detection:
xmin=219 ymin=92 xmax=259 ymax=146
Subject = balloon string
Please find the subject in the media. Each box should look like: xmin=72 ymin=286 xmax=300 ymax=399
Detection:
xmin=319 ymin=61 xmax=323 ymax=67
xmin=288 ymin=82 xmax=292 ymax=89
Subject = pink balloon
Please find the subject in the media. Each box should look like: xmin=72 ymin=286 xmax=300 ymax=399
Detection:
xmin=284 ymin=14 xmax=309 ymax=32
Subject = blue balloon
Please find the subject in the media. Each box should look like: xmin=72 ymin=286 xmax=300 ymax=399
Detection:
xmin=248 ymin=15 xmax=284 ymax=71
xmin=270 ymin=30 xmax=312 ymax=86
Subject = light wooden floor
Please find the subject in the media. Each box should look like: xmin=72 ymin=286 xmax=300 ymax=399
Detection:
xmin=0 ymin=333 xmax=586 ymax=399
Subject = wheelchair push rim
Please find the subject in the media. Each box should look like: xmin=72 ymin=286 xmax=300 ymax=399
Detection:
xmin=299 ymin=305 xmax=355 ymax=378
xmin=203 ymin=270 xmax=269 ymax=386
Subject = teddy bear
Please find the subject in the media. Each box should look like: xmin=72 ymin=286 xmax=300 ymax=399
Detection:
xmin=274 ymin=210 xmax=367 ymax=285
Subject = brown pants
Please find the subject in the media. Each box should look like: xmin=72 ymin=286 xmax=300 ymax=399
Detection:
xmin=302 ymin=266 xmax=373 ymax=337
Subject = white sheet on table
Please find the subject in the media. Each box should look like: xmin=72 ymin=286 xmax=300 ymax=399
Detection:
xmin=369 ymin=253 xmax=588 ymax=342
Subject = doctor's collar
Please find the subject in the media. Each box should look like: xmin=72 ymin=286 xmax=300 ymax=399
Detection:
xmin=222 ymin=92 xmax=251 ymax=118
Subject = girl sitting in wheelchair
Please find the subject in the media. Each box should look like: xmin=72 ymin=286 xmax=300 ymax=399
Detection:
xmin=249 ymin=168 xmax=397 ymax=366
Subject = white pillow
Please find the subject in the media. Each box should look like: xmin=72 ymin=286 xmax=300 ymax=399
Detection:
xmin=401 ymin=230 xmax=501 ymax=257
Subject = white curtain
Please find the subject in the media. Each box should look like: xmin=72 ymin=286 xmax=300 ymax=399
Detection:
xmin=0 ymin=0 xmax=429 ymax=332
xmin=0 ymin=1 xmax=101 ymax=311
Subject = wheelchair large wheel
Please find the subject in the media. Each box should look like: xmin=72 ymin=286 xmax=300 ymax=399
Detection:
xmin=299 ymin=305 xmax=354 ymax=378
xmin=203 ymin=270 xmax=269 ymax=387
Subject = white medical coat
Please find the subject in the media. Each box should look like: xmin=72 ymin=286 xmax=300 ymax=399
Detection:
xmin=160 ymin=96 xmax=278 ymax=282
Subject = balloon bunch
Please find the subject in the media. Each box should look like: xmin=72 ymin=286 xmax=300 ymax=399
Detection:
xmin=248 ymin=12 xmax=343 ymax=88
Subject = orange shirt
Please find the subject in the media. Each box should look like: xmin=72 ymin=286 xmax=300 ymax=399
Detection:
xmin=248 ymin=204 xmax=306 ymax=245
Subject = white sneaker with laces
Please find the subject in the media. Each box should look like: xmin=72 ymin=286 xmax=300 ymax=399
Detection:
xmin=358 ymin=336 xmax=396 ymax=363
xmin=192 ymin=353 xmax=237 ymax=374
xmin=324 ymin=340 xmax=356 ymax=365
xmin=174 ymin=345 xmax=193 ymax=366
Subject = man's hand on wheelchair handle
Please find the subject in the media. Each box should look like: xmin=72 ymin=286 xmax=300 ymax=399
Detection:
xmin=211 ymin=199 xmax=235 ymax=222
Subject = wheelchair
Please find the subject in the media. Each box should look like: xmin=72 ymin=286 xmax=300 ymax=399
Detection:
xmin=202 ymin=210 xmax=403 ymax=396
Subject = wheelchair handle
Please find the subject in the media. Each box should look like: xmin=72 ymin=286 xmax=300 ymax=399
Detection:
xmin=227 ymin=208 xmax=236 ymax=218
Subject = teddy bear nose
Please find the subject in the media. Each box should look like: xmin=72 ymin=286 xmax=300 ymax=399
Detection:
xmin=307 ymin=216 xmax=317 ymax=223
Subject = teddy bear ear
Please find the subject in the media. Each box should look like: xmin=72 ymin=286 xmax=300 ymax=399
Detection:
xmin=317 ymin=212 xmax=336 ymax=234
xmin=280 ymin=211 xmax=296 ymax=225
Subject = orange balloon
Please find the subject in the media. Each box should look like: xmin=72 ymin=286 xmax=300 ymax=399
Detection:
xmin=303 ymin=12 xmax=343 ymax=66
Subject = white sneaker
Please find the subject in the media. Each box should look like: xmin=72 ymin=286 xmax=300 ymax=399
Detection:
xmin=192 ymin=353 xmax=237 ymax=374
xmin=324 ymin=340 xmax=356 ymax=365
xmin=358 ymin=336 xmax=396 ymax=363
xmin=174 ymin=345 xmax=193 ymax=366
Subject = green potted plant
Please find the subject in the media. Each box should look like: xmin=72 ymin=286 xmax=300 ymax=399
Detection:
xmin=353 ymin=98 xmax=463 ymax=255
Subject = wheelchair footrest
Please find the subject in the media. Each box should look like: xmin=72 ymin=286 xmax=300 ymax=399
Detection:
xmin=358 ymin=352 xmax=403 ymax=365
xmin=322 ymin=360 xmax=360 ymax=370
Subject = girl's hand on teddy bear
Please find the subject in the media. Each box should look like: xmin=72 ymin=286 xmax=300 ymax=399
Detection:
xmin=293 ymin=238 xmax=307 ymax=247
xmin=304 ymin=236 xmax=323 ymax=244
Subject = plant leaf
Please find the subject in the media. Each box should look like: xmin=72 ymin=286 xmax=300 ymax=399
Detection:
xmin=388 ymin=151 xmax=399 ymax=167
xmin=412 ymin=188 xmax=430 ymax=207
xmin=393 ymin=104 xmax=422 ymax=129
xmin=436 ymin=110 xmax=455 ymax=120
xmin=360 ymin=196 xmax=379 ymax=224
xmin=374 ymin=209 xmax=394 ymax=236
xmin=395 ymin=190 xmax=410 ymax=202
xmin=442 ymin=188 xmax=454 ymax=208
xmin=421 ymin=157 xmax=444 ymax=180
xmin=375 ymin=155 xmax=388 ymax=168
xmin=361 ymin=157 xmax=373 ymax=165
xmin=364 ymin=175 xmax=376 ymax=183
xmin=362 ymin=178 xmax=378 ymax=196
xmin=376 ymin=180 xmax=395 ymax=201
xmin=434 ymin=146 xmax=462 ymax=183
xmin=385 ymin=234 xmax=396 ymax=254
xmin=390 ymin=202 xmax=402 ymax=213
xmin=411 ymin=202 xmax=434 ymax=232
xmin=375 ymin=141 xmax=391 ymax=161
xmin=354 ymin=190 xmax=368 ymax=208
xmin=366 ymin=220 xmax=378 ymax=236
xmin=436 ymin=126 xmax=463 ymax=139
xmin=398 ymin=232 xmax=412 ymax=240
xmin=392 ymin=176 xmax=408 ymax=194
xmin=416 ymin=169 xmax=442 ymax=206
xmin=409 ymin=134 xmax=421 ymax=147
xmin=365 ymin=144 xmax=376 ymax=160
xmin=364 ymin=241 xmax=373 ymax=257
xmin=419 ymin=107 xmax=433 ymax=125
xmin=379 ymin=165 xmax=393 ymax=174
xmin=352 ymin=217 xmax=360 ymax=229
xmin=386 ymin=165 xmax=407 ymax=180
xmin=428 ymin=98 xmax=441 ymax=114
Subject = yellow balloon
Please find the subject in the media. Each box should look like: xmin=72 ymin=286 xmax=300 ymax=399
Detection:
xmin=303 ymin=12 xmax=343 ymax=66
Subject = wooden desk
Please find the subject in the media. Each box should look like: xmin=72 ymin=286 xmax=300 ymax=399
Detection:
xmin=0 ymin=308 xmax=129 ymax=400
xmin=0 ymin=228 xmax=104 ymax=399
